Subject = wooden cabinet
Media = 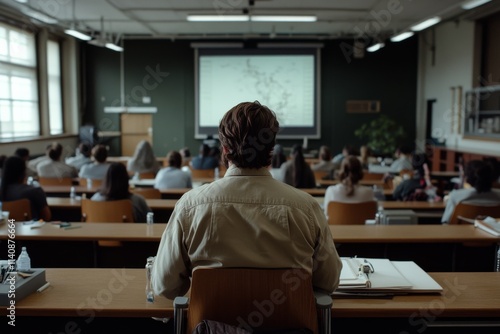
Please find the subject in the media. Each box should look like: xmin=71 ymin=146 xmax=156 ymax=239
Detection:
xmin=430 ymin=146 xmax=500 ymax=172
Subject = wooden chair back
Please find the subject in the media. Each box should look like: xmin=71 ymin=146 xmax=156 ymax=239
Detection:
xmin=362 ymin=172 xmax=384 ymax=181
xmin=190 ymin=168 xmax=215 ymax=179
xmin=79 ymin=178 xmax=103 ymax=188
xmin=131 ymin=187 xmax=161 ymax=199
xmin=327 ymin=200 xmax=378 ymax=225
xmin=186 ymin=268 xmax=319 ymax=334
xmin=449 ymin=202 xmax=500 ymax=225
xmin=139 ymin=171 xmax=157 ymax=179
xmin=313 ymin=170 xmax=330 ymax=182
xmin=2 ymin=199 xmax=32 ymax=221
xmin=81 ymin=199 xmax=134 ymax=246
xmin=38 ymin=177 xmax=75 ymax=186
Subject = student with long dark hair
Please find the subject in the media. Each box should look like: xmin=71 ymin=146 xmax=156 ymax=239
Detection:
xmin=279 ymin=144 xmax=316 ymax=188
xmin=91 ymin=162 xmax=151 ymax=222
xmin=0 ymin=156 xmax=51 ymax=221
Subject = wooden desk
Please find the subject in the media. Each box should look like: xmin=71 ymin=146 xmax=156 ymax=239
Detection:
xmin=42 ymin=185 xmax=100 ymax=197
xmin=47 ymin=198 xmax=177 ymax=211
xmin=2 ymin=223 xmax=495 ymax=244
xmin=302 ymin=188 xmax=393 ymax=197
xmin=47 ymin=198 xmax=177 ymax=222
xmin=317 ymin=179 xmax=385 ymax=187
xmin=2 ymin=224 xmax=496 ymax=271
xmin=3 ymin=269 xmax=499 ymax=320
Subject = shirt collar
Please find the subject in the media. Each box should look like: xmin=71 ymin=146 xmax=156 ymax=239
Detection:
xmin=224 ymin=164 xmax=271 ymax=177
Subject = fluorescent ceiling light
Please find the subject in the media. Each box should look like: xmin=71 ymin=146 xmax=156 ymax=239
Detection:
xmin=250 ymin=15 xmax=317 ymax=22
xmin=105 ymin=43 xmax=124 ymax=52
xmin=187 ymin=15 xmax=249 ymax=22
xmin=410 ymin=17 xmax=441 ymax=31
xmin=461 ymin=0 xmax=491 ymax=9
xmin=366 ymin=43 xmax=385 ymax=52
xmin=64 ymin=29 xmax=92 ymax=41
xmin=390 ymin=31 xmax=414 ymax=42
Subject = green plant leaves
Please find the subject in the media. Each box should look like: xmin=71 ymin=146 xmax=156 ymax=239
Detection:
xmin=354 ymin=115 xmax=406 ymax=156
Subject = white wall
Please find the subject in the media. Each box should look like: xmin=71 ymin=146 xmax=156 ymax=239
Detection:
xmin=416 ymin=20 xmax=500 ymax=155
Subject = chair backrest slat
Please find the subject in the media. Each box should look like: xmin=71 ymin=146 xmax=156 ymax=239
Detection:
xmin=449 ymin=202 xmax=500 ymax=225
xmin=3 ymin=199 xmax=32 ymax=221
xmin=327 ymin=200 xmax=378 ymax=225
xmin=81 ymin=199 xmax=134 ymax=246
xmin=187 ymin=268 xmax=318 ymax=334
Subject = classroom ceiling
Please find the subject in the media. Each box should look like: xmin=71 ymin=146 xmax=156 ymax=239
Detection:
xmin=0 ymin=0 xmax=499 ymax=40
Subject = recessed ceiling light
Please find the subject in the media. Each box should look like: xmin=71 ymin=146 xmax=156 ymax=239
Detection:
xmin=250 ymin=15 xmax=317 ymax=22
xmin=187 ymin=15 xmax=249 ymax=22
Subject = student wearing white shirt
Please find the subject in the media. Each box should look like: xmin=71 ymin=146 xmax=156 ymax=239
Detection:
xmin=324 ymin=155 xmax=375 ymax=218
xmin=154 ymin=151 xmax=192 ymax=189
xmin=79 ymin=145 xmax=110 ymax=181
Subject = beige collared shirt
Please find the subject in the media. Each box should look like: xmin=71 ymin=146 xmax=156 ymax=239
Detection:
xmin=152 ymin=164 xmax=342 ymax=299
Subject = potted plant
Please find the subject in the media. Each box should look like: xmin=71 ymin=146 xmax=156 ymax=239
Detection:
xmin=354 ymin=115 xmax=406 ymax=157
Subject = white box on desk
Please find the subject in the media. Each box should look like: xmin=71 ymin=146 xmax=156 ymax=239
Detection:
xmin=381 ymin=210 xmax=417 ymax=225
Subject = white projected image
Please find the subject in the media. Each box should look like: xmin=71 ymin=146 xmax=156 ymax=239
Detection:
xmin=199 ymin=55 xmax=315 ymax=127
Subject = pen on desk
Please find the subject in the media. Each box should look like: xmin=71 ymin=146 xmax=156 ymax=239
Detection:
xmin=64 ymin=225 xmax=82 ymax=230
xmin=37 ymin=282 xmax=51 ymax=292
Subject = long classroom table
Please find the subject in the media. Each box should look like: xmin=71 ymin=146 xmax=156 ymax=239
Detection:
xmin=1 ymin=223 xmax=497 ymax=272
xmin=2 ymin=268 xmax=499 ymax=333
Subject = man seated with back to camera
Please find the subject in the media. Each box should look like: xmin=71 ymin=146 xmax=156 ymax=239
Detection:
xmin=151 ymin=101 xmax=342 ymax=300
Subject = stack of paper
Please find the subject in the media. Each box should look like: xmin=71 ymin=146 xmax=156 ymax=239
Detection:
xmin=474 ymin=217 xmax=500 ymax=237
xmin=338 ymin=257 xmax=443 ymax=294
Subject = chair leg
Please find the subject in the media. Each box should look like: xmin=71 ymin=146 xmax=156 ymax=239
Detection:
xmin=315 ymin=291 xmax=333 ymax=334
xmin=173 ymin=296 xmax=189 ymax=334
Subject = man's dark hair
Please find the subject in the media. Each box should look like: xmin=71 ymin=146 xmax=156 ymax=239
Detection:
xmin=218 ymin=101 xmax=279 ymax=169
xmin=465 ymin=160 xmax=494 ymax=193
xmin=47 ymin=142 xmax=63 ymax=161
xmin=92 ymin=145 xmax=108 ymax=163
xmin=167 ymin=151 xmax=182 ymax=169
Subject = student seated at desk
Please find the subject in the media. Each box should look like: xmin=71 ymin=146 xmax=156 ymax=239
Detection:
xmin=127 ymin=140 xmax=161 ymax=177
xmin=154 ymin=151 xmax=192 ymax=189
xmin=279 ymin=144 xmax=316 ymax=188
xmin=151 ymin=101 xmax=342 ymax=299
xmin=0 ymin=156 xmax=51 ymax=221
xmin=393 ymin=153 xmax=430 ymax=201
xmin=311 ymin=145 xmax=336 ymax=175
xmin=388 ymin=145 xmax=413 ymax=174
xmin=191 ymin=143 xmax=219 ymax=170
xmin=91 ymin=163 xmax=151 ymax=223
xmin=37 ymin=142 xmax=78 ymax=178
xmin=441 ymin=159 xmax=500 ymax=224
xmin=79 ymin=145 xmax=110 ymax=181
xmin=65 ymin=142 xmax=92 ymax=171
xmin=323 ymin=156 xmax=375 ymax=218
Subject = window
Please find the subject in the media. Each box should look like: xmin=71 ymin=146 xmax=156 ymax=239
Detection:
xmin=47 ymin=40 xmax=63 ymax=135
xmin=0 ymin=23 xmax=39 ymax=138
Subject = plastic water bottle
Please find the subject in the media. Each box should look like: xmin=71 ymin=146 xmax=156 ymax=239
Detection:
xmin=17 ymin=247 xmax=31 ymax=272
xmin=146 ymin=212 xmax=154 ymax=225
xmin=496 ymin=247 xmax=500 ymax=273
xmin=86 ymin=178 xmax=93 ymax=189
xmin=375 ymin=205 xmax=384 ymax=225
xmin=70 ymin=186 xmax=76 ymax=200
xmin=145 ymin=257 xmax=155 ymax=302
xmin=214 ymin=167 xmax=220 ymax=180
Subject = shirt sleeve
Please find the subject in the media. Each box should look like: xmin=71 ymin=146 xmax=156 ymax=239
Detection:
xmin=151 ymin=206 xmax=191 ymax=299
xmin=441 ymin=191 xmax=458 ymax=224
xmin=310 ymin=203 xmax=342 ymax=293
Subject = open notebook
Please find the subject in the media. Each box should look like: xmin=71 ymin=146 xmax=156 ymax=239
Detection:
xmin=339 ymin=258 xmax=443 ymax=294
